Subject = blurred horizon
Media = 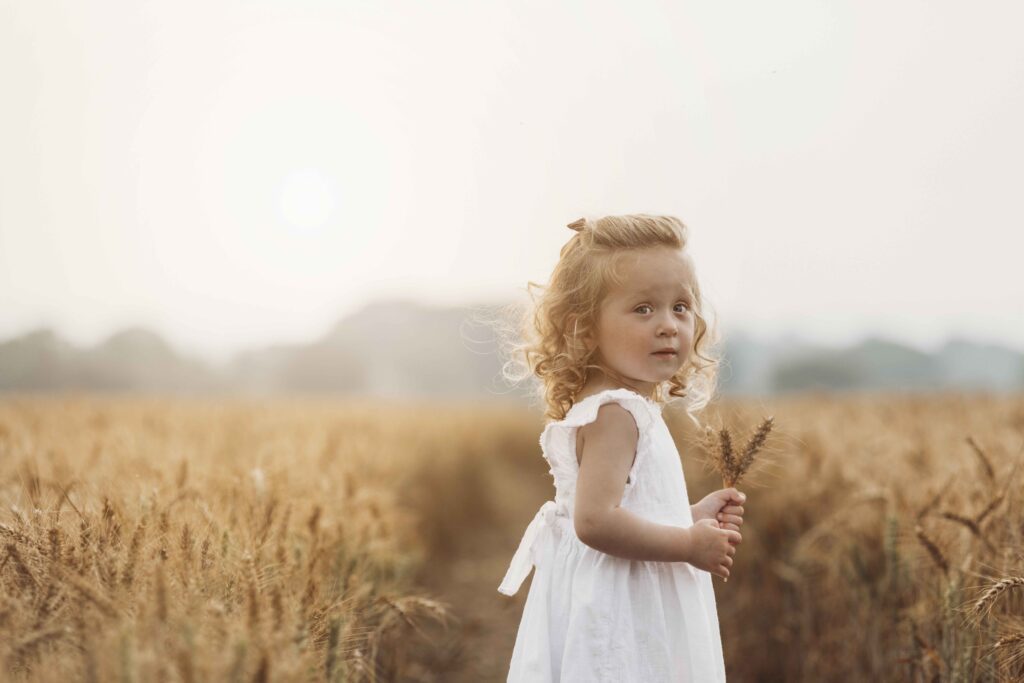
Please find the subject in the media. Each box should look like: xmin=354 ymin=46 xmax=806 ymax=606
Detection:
xmin=3 ymin=298 xmax=1022 ymax=398
xmin=3 ymin=1 xmax=1023 ymax=372
xmin=4 ymin=298 xmax=1024 ymax=368
xmin=5 ymin=294 xmax=1024 ymax=369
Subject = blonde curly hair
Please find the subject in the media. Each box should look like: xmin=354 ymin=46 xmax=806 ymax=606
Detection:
xmin=493 ymin=214 xmax=721 ymax=426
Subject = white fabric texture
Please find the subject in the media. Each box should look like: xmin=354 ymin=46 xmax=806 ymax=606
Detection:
xmin=498 ymin=388 xmax=726 ymax=682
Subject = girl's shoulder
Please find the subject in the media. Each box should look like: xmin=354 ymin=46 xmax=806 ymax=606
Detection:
xmin=553 ymin=387 xmax=661 ymax=430
xmin=539 ymin=388 xmax=663 ymax=486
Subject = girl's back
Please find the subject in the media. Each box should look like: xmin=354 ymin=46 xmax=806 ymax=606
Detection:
xmin=498 ymin=387 xmax=726 ymax=682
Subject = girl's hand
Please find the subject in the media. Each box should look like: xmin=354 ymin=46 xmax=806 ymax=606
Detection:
xmin=691 ymin=488 xmax=746 ymax=540
xmin=685 ymin=519 xmax=741 ymax=579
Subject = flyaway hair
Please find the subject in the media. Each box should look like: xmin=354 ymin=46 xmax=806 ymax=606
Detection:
xmin=486 ymin=214 xmax=722 ymax=425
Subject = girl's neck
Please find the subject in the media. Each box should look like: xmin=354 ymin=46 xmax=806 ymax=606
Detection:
xmin=578 ymin=376 xmax=656 ymax=401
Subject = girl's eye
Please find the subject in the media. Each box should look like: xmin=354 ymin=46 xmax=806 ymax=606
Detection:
xmin=635 ymin=303 xmax=691 ymax=314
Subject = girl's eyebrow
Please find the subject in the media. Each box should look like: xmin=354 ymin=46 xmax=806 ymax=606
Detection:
xmin=632 ymin=285 xmax=693 ymax=297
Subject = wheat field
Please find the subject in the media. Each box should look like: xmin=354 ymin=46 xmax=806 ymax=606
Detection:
xmin=1 ymin=392 xmax=1022 ymax=682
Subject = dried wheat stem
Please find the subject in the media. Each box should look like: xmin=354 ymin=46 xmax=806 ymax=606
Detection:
xmin=737 ymin=417 xmax=774 ymax=475
xmin=966 ymin=436 xmax=995 ymax=483
xmin=253 ymin=652 xmax=269 ymax=683
xmin=707 ymin=417 xmax=774 ymax=488
xmin=120 ymin=518 xmax=146 ymax=589
xmin=154 ymin=561 xmax=168 ymax=622
xmin=32 ymin=583 xmax=63 ymax=632
xmin=4 ymin=543 xmax=39 ymax=594
xmin=973 ymin=576 xmax=1024 ymax=621
xmin=248 ymin=569 xmax=261 ymax=633
xmin=917 ymin=475 xmax=954 ymax=521
xmin=939 ymin=511 xmax=996 ymax=553
xmin=10 ymin=626 xmax=68 ymax=664
xmin=54 ymin=565 xmax=118 ymax=619
xmin=993 ymin=632 xmax=1024 ymax=650
xmin=991 ymin=630 xmax=1024 ymax=672
xmin=47 ymin=527 xmax=61 ymax=564
xmin=718 ymin=428 xmax=735 ymax=475
xmin=199 ymin=537 xmax=212 ymax=572
xmin=914 ymin=524 xmax=949 ymax=575
xmin=975 ymin=493 xmax=1004 ymax=526
xmin=0 ymin=523 xmax=34 ymax=547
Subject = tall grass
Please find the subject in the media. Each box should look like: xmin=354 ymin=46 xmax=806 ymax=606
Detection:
xmin=680 ymin=392 xmax=1024 ymax=682
xmin=3 ymin=391 xmax=1022 ymax=681
xmin=0 ymin=395 xmax=469 ymax=682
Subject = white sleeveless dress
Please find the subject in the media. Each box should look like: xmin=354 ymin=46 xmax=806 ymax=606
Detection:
xmin=498 ymin=388 xmax=726 ymax=682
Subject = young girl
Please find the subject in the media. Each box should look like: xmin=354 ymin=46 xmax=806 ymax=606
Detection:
xmin=497 ymin=214 xmax=747 ymax=682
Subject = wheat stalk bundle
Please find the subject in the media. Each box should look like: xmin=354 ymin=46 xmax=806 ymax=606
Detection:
xmin=703 ymin=417 xmax=774 ymax=488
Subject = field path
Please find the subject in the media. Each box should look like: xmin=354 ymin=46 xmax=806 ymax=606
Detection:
xmin=407 ymin=447 xmax=551 ymax=682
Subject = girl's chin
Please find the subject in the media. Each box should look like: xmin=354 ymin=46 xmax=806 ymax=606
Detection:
xmin=648 ymin=359 xmax=682 ymax=372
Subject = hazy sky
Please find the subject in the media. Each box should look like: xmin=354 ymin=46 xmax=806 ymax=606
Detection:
xmin=2 ymin=0 xmax=1023 ymax=362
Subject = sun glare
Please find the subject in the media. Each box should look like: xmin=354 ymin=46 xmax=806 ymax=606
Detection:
xmin=276 ymin=168 xmax=337 ymax=232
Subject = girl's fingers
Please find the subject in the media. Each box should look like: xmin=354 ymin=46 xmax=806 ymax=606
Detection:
xmin=717 ymin=514 xmax=743 ymax=526
xmin=720 ymin=505 xmax=744 ymax=515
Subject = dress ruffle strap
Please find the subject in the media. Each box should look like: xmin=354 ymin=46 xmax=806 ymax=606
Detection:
xmin=498 ymin=500 xmax=563 ymax=596
xmin=539 ymin=388 xmax=657 ymax=500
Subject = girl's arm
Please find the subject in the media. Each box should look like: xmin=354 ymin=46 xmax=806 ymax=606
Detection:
xmin=574 ymin=403 xmax=695 ymax=562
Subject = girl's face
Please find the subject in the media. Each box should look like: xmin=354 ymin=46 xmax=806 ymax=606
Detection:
xmin=587 ymin=246 xmax=696 ymax=396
